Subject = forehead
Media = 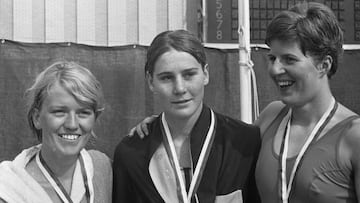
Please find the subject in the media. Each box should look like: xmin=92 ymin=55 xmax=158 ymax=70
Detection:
xmin=269 ymin=40 xmax=304 ymax=56
xmin=153 ymin=50 xmax=201 ymax=73
xmin=42 ymin=83 xmax=77 ymax=106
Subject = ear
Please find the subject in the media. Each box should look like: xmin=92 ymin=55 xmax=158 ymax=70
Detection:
xmin=32 ymin=108 xmax=41 ymax=129
xmin=203 ymin=64 xmax=209 ymax=85
xmin=317 ymin=55 xmax=333 ymax=77
xmin=146 ymin=71 xmax=155 ymax=92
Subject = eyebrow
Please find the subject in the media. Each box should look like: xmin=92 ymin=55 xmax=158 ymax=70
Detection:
xmin=155 ymin=71 xmax=173 ymax=77
xmin=183 ymin=67 xmax=199 ymax=71
xmin=281 ymin=53 xmax=298 ymax=58
xmin=155 ymin=67 xmax=200 ymax=76
xmin=267 ymin=52 xmax=298 ymax=58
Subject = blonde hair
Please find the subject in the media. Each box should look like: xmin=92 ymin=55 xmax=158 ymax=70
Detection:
xmin=26 ymin=61 xmax=105 ymax=140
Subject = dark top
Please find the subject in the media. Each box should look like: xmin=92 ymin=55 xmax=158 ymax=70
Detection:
xmin=256 ymin=106 xmax=360 ymax=203
xmin=112 ymin=105 xmax=261 ymax=203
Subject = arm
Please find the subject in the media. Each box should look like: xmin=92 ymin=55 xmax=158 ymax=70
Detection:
xmin=112 ymin=143 xmax=136 ymax=203
xmin=243 ymin=127 xmax=261 ymax=203
xmin=244 ymin=164 xmax=261 ymax=203
xmin=341 ymin=118 xmax=360 ymax=200
xmin=88 ymin=150 xmax=113 ymax=203
xmin=128 ymin=115 xmax=158 ymax=138
xmin=216 ymin=117 xmax=261 ymax=203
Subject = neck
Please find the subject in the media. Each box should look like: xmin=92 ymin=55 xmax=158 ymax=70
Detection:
xmin=40 ymin=147 xmax=78 ymax=179
xmin=291 ymin=92 xmax=334 ymax=126
xmin=164 ymin=104 xmax=204 ymax=139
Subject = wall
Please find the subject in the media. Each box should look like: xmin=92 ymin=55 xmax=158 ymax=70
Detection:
xmin=0 ymin=0 xmax=199 ymax=46
xmin=1 ymin=41 xmax=360 ymax=161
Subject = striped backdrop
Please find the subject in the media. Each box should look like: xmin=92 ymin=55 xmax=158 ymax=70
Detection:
xmin=0 ymin=0 xmax=199 ymax=46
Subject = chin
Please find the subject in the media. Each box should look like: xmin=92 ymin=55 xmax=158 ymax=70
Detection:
xmin=168 ymin=108 xmax=195 ymax=119
xmin=280 ymin=96 xmax=306 ymax=108
xmin=280 ymin=98 xmax=295 ymax=107
xmin=58 ymin=139 xmax=88 ymax=156
xmin=60 ymin=147 xmax=84 ymax=157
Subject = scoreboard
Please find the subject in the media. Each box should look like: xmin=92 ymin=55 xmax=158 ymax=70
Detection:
xmin=207 ymin=0 xmax=360 ymax=44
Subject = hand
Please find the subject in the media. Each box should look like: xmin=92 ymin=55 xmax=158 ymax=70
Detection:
xmin=128 ymin=115 xmax=158 ymax=139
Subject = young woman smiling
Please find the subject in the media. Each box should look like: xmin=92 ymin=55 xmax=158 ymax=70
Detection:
xmin=130 ymin=2 xmax=360 ymax=203
xmin=0 ymin=61 xmax=112 ymax=203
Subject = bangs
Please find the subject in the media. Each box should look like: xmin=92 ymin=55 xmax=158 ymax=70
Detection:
xmin=58 ymin=72 xmax=103 ymax=113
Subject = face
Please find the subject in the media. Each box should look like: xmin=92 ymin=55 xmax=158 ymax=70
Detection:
xmin=267 ymin=40 xmax=325 ymax=106
xmin=33 ymin=82 xmax=96 ymax=157
xmin=148 ymin=49 xmax=209 ymax=121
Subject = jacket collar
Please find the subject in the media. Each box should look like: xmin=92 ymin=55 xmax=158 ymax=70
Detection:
xmin=147 ymin=105 xmax=212 ymax=165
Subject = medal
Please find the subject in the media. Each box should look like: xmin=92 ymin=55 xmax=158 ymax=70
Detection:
xmin=279 ymin=98 xmax=338 ymax=203
xmin=161 ymin=109 xmax=216 ymax=203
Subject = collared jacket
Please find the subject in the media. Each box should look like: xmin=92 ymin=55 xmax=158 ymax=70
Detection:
xmin=113 ymin=105 xmax=261 ymax=203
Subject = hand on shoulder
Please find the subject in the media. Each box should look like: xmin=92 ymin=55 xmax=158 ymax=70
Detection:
xmin=127 ymin=115 xmax=158 ymax=139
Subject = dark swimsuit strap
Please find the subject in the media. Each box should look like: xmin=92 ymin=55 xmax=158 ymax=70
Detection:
xmin=262 ymin=106 xmax=290 ymax=139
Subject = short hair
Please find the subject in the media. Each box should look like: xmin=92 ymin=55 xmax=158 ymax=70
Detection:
xmin=26 ymin=61 xmax=105 ymax=141
xmin=265 ymin=2 xmax=343 ymax=78
xmin=145 ymin=30 xmax=207 ymax=76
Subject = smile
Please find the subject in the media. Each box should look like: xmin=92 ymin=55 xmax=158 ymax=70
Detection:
xmin=277 ymin=80 xmax=294 ymax=88
xmin=59 ymin=134 xmax=80 ymax=141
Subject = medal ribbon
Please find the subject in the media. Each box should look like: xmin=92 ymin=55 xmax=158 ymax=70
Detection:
xmin=161 ymin=109 xmax=217 ymax=203
xmin=79 ymin=155 xmax=91 ymax=203
xmin=279 ymin=98 xmax=338 ymax=203
xmin=36 ymin=151 xmax=91 ymax=203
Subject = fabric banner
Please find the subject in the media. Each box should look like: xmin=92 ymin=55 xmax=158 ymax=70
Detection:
xmin=0 ymin=40 xmax=359 ymax=161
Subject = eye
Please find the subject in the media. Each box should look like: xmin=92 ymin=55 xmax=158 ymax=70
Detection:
xmin=51 ymin=110 xmax=66 ymax=117
xmin=78 ymin=109 xmax=94 ymax=118
xmin=159 ymin=74 xmax=173 ymax=82
xmin=267 ymin=55 xmax=276 ymax=64
xmin=183 ymin=71 xmax=197 ymax=80
xmin=284 ymin=56 xmax=297 ymax=65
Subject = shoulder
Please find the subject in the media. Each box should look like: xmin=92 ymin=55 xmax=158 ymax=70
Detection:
xmin=113 ymin=126 xmax=157 ymax=165
xmin=255 ymin=101 xmax=286 ymax=136
xmin=115 ymin=132 xmax=151 ymax=156
xmin=340 ymin=116 xmax=360 ymax=153
xmin=336 ymin=112 xmax=360 ymax=169
xmin=214 ymin=112 xmax=261 ymax=146
xmin=118 ymin=115 xmax=161 ymax=149
xmin=87 ymin=150 xmax=112 ymax=168
xmin=87 ymin=150 xmax=113 ymax=202
xmin=337 ymin=104 xmax=360 ymax=142
xmin=215 ymin=112 xmax=259 ymax=134
xmin=87 ymin=150 xmax=112 ymax=186
xmin=88 ymin=149 xmax=110 ymax=160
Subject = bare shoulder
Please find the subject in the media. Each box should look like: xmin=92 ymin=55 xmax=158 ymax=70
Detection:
xmin=338 ymin=111 xmax=360 ymax=167
xmin=255 ymin=101 xmax=286 ymax=136
xmin=336 ymin=104 xmax=360 ymax=142
xmin=342 ymin=117 xmax=360 ymax=147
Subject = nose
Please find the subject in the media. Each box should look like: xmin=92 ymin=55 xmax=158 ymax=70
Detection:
xmin=268 ymin=58 xmax=285 ymax=75
xmin=173 ymin=77 xmax=186 ymax=95
xmin=64 ymin=113 xmax=79 ymax=131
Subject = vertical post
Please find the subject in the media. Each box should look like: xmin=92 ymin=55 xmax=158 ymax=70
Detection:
xmin=238 ymin=0 xmax=252 ymax=123
xmin=202 ymin=0 xmax=207 ymax=42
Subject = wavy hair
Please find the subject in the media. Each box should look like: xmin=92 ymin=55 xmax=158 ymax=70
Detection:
xmin=25 ymin=61 xmax=104 ymax=141
xmin=265 ymin=2 xmax=343 ymax=78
